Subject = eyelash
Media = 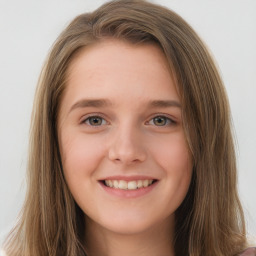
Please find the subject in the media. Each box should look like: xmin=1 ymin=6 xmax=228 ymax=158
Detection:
xmin=81 ymin=114 xmax=108 ymax=126
xmin=81 ymin=114 xmax=176 ymax=127
xmin=147 ymin=115 xmax=176 ymax=127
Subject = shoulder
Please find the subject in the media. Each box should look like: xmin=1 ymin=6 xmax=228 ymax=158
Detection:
xmin=240 ymin=247 xmax=256 ymax=256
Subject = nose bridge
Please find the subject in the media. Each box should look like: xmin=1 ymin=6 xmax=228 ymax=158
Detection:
xmin=108 ymin=121 xmax=146 ymax=164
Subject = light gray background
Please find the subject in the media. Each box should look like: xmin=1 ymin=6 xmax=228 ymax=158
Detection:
xmin=0 ymin=0 xmax=255 ymax=246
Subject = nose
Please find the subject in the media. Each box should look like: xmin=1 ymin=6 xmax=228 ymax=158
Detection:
xmin=108 ymin=125 xmax=147 ymax=165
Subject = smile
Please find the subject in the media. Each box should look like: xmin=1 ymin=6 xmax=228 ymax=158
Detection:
xmin=99 ymin=177 xmax=159 ymax=198
xmin=104 ymin=179 xmax=155 ymax=190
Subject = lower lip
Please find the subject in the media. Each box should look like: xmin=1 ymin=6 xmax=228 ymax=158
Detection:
xmin=99 ymin=181 xmax=158 ymax=198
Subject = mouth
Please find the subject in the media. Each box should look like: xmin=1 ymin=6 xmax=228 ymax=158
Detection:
xmin=100 ymin=179 xmax=158 ymax=190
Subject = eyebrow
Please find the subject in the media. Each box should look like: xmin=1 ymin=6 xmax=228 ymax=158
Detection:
xmin=148 ymin=100 xmax=181 ymax=108
xmin=69 ymin=98 xmax=181 ymax=113
xmin=69 ymin=99 xmax=112 ymax=113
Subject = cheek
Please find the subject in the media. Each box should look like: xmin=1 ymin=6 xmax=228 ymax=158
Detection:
xmin=150 ymin=132 xmax=192 ymax=172
xmin=59 ymin=131 xmax=106 ymax=182
xmin=163 ymin=135 xmax=192 ymax=186
xmin=149 ymin=133 xmax=192 ymax=204
xmin=59 ymin=131 xmax=108 ymax=211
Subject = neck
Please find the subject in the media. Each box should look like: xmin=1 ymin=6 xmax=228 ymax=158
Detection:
xmin=84 ymin=216 xmax=175 ymax=256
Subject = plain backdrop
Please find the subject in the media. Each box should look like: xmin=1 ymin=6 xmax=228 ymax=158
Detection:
xmin=0 ymin=0 xmax=255 ymax=246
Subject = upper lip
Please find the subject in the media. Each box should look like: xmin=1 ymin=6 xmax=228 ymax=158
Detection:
xmin=99 ymin=175 xmax=158 ymax=181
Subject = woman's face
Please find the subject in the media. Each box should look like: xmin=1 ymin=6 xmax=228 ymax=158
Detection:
xmin=58 ymin=39 xmax=192 ymax=235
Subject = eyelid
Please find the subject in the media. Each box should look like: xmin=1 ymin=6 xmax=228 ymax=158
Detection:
xmin=79 ymin=113 xmax=177 ymax=126
xmin=80 ymin=113 xmax=109 ymax=125
xmin=146 ymin=114 xmax=177 ymax=126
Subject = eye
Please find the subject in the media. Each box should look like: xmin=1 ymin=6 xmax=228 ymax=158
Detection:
xmin=83 ymin=116 xmax=107 ymax=126
xmin=148 ymin=116 xmax=174 ymax=126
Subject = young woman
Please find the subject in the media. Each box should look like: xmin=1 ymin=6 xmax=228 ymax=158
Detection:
xmin=3 ymin=0 xmax=255 ymax=255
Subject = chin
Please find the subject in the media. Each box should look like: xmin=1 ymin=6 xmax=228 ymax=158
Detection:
xmin=94 ymin=210 xmax=172 ymax=236
xmin=103 ymin=220 xmax=155 ymax=235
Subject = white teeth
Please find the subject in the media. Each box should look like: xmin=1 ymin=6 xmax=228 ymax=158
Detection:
xmin=137 ymin=180 xmax=143 ymax=188
xmin=143 ymin=180 xmax=149 ymax=187
xmin=118 ymin=180 xmax=128 ymax=189
xmin=113 ymin=180 xmax=119 ymax=188
xmin=127 ymin=181 xmax=137 ymax=190
xmin=104 ymin=179 xmax=155 ymax=190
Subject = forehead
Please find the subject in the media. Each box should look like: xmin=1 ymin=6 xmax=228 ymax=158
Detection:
xmin=67 ymin=39 xmax=172 ymax=79
xmin=61 ymin=39 xmax=180 ymax=110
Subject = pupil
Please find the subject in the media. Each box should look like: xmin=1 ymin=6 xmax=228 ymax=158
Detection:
xmin=89 ymin=117 xmax=102 ymax=126
xmin=154 ymin=117 xmax=166 ymax=126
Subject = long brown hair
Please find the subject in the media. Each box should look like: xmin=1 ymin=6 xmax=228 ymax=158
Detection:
xmin=4 ymin=0 xmax=247 ymax=255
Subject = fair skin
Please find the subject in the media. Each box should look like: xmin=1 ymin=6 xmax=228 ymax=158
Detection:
xmin=58 ymin=39 xmax=192 ymax=256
